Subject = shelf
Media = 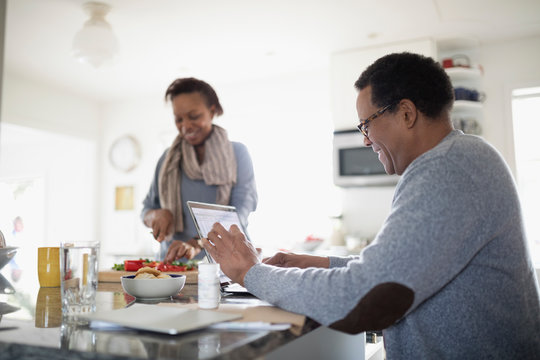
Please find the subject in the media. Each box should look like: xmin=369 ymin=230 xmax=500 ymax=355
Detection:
xmin=453 ymin=100 xmax=483 ymax=111
xmin=438 ymin=39 xmax=484 ymax=136
xmin=445 ymin=67 xmax=482 ymax=81
xmin=437 ymin=37 xmax=481 ymax=52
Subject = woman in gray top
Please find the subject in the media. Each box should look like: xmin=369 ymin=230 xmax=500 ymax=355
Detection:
xmin=202 ymin=53 xmax=540 ymax=359
xmin=141 ymin=78 xmax=257 ymax=263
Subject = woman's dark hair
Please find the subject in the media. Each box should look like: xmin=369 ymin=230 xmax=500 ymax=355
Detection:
xmin=354 ymin=52 xmax=454 ymax=119
xmin=165 ymin=77 xmax=224 ymax=116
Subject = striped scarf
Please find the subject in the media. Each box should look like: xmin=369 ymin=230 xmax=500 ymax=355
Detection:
xmin=158 ymin=125 xmax=237 ymax=233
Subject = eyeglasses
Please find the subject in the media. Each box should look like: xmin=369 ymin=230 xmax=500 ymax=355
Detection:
xmin=357 ymin=104 xmax=392 ymax=138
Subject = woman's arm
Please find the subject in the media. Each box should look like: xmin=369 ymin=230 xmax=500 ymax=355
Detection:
xmin=141 ymin=150 xmax=168 ymax=222
xmin=229 ymin=142 xmax=258 ymax=226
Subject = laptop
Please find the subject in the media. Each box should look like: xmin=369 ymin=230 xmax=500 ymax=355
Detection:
xmin=186 ymin=201 xmax=252 ymax=295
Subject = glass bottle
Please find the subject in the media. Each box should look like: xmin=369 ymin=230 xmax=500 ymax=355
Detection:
xmin=198 ymin=263 xmax=220 ymax=309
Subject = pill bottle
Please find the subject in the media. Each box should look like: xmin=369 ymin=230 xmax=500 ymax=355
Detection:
xmin=198 ymin=263 xmax=220 ymax=309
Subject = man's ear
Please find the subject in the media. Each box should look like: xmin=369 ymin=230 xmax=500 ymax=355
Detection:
xmin=399 ymin=99 xmax=418 ymax=129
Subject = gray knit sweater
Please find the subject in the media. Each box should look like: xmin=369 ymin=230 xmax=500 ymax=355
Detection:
xmin=245 ymin=130 xmax=540 ymax=359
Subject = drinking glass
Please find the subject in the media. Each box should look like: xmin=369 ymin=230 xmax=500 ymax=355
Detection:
xmin=60 ymin=241 xmax=99 ymax=324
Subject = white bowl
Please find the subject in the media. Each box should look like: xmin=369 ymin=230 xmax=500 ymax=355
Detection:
xmin=121 ymin=274 xmax=186 ymax=300
xmin=0 ymin=247 xmax=17 ymax=270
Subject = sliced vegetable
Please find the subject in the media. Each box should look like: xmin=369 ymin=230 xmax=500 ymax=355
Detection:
xmin=143 ymin=260 xmax=158 ymax=268
xmin=112 ymin=258 xmax=198 ymax=272
xmin=157 ymin=263 xmax=187 ymax=272
xmin=112 ymin=263 xmax=125 ymax=271
xmin=124 ymin=259 xmax=145 ymax=271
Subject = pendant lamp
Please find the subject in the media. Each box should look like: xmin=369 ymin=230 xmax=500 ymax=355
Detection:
xmin=72 ymin=1 xmax=119 ymax=68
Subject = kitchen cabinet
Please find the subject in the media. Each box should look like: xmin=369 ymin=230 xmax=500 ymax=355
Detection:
xmin=366 ymin=341 xmax=385 ymax=360
xmin=266 ymin=326 xmax=384 ymax=360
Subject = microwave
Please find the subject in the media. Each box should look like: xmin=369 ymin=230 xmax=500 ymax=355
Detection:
xmin=333 ymin=130 xmax=399 ymax=187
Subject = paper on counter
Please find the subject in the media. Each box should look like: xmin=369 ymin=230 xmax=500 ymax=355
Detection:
xmin=209 ymin=321 xmax=291 ymax=331
xmin=159 ymin=302 xmax=306 ymax=335
xmin=82 ymin=303 xmax=241 ymax=335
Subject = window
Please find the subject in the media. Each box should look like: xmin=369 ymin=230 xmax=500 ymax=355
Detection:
xmin=0 ymin=123 xmax=98 ymax=247
xmin=512 ymin=87 xmax=540 ymax=266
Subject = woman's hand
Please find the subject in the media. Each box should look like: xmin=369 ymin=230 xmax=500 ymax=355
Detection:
xmin=145 ymin=209 xmax=173 ymax=243
xmin=202 ymin=223 xmax=259 ymax=286
xmin=263 ymin=252 xmax=330 ymax=269
xmin=164 ymin=239 xmax=201 ymax=263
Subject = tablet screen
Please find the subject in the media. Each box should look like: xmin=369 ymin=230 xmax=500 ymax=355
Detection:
xmin=187 ymin=201 xmax=249 ymax=263
xmin=187 ymin=201 xmax=244 ymax=239
xmin=187 ymin=201 xmax=253 ymax=294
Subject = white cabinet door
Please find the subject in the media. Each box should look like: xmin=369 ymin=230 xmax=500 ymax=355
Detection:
xmin=330 ymin=38 xmax=437 ymax=131
xmin=266 ymin=326 xmax=367 ymax=360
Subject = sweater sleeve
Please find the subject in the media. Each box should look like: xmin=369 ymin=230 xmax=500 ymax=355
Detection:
xmin=244 ymin=144 xmax=500 ymax=327
xmin=141 ymin=150 xmax=168 ymax=221
xmin=230 ymin=142 xmax=258 ymax=228
xmin=329 ymin=255 xmax=358 ymax=268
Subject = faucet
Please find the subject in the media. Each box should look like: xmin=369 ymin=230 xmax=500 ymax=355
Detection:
xmin=0 ymin=230 xmax=5 ymax=248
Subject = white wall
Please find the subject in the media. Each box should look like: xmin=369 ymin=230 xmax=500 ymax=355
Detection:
xmin=480 ymin=35 xmax=540 ymax=174
xmin=1 ymin=72 xmax=101 ymax=140
xmin=216 ymin=71 xmax=338 ymax=251
xmin=99 ymin=93 xmax=173 ymax=260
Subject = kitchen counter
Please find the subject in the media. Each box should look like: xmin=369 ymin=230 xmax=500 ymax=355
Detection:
xmin=0 ymin=275 xmax=320 ymax=359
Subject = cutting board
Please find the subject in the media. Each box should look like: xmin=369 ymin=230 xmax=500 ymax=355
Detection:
xmin=98 ymin=270 xmax=198 ymax=284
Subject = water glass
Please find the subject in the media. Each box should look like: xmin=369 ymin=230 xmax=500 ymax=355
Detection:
xmin=60 ymin=241 xmax=99 ymax=324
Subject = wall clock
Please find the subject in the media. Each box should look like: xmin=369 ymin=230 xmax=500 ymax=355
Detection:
xmin=109 ymin=135 xmax=141 ymax=172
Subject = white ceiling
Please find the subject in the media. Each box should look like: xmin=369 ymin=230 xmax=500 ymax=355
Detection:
xmin=4 ymin=0 xmax=540 ymax=103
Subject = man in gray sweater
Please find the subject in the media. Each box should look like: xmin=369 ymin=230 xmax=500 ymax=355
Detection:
xmin=203 ymin=52 xmax=540 ymax=358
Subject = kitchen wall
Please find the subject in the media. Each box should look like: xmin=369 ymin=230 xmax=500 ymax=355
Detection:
xmin=2 ymin=34 xmax=539 ymax=262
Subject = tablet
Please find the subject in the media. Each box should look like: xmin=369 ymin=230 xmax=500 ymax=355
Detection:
xmin=186 ymin=201 xmax=252 ymax=295
xmin=186 ymin=201 xmax=250 ymax=254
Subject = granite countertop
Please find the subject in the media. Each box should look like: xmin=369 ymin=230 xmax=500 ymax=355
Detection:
xmin=0 ymin=275 xmax=320 ymax=360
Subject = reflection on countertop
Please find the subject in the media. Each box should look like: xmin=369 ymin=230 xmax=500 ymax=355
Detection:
xmin=0 ymin=277 xmax=319 ymax=360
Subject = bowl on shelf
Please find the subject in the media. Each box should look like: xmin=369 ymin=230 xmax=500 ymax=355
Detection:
xmin=300 ymin=239 xmax=324 ymax=252
xmin=121 ymin=274 xmax=186 ymax=300
xmin=297 ymin=234 xmax=324 ymax=252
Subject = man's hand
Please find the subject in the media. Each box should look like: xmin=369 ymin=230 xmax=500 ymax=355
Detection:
xmin=202 ymin=223 xmax=259 ymax=286
xmin=263 ymin=252 xmax=330 ymax=269
xmin=164 ymin=240 xmax=201 ymax=263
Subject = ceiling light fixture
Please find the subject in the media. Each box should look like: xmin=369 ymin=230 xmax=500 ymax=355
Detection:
xmin=72 ymin=1 xmax=119 ymax=68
